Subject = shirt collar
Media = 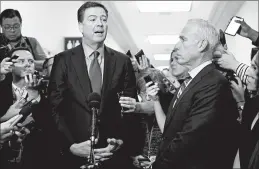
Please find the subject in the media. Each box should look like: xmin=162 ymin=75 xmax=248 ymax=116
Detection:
xmin=82 ymin=39 xmax=104 ymax=60
xmin=188 ymin=60 xmax=212 ymax=79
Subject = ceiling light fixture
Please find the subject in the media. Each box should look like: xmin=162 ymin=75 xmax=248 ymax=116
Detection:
xmin=136 ymin=1 xmax=192 ymax=12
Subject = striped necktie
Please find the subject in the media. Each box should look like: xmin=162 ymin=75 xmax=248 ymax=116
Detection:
xmin=89 ymin=51 xmax=102 ymax=95
xmin=173 ymin=74 xmax=192 ymax=108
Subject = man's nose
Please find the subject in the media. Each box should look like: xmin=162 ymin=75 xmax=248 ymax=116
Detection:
xmin=96 ymin=18 xmax=103 ymax=26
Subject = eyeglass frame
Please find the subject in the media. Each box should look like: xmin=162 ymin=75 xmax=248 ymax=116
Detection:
xmin=2 ymin=23 xmax=21 ymax=31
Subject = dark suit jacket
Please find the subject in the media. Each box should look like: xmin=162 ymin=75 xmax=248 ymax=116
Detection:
xmin=239 ymin=95 xmax=259 ymax=169
xmin=47 ymin=44 xmax=139 ymax=168
xmin=0 ymin=74 xmax=59 ymax=169
xmin=153 ymin=64 xmax=240 ymax=169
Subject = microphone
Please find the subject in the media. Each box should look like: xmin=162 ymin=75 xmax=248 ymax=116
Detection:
xmin=9 ymin=100 xmax=38 ymax=127
xmin=87 ymin=92 xmax=101 ymax=165
xmin=88 ymin=92 xmax=101 ymax=141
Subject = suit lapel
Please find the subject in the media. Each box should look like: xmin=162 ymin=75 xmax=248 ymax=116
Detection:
xmin=163 ymin=64 xmax=215 ymax=133
xmin=100 ymin=46 xmax=116 ymax=113
xmin=71 ymin=44 xmax=92 ymax=102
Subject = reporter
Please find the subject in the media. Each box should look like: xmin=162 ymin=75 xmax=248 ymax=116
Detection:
xmin=0 ymin=47 xmax=59 ymax=169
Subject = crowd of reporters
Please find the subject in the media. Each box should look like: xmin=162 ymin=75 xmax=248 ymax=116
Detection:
xmin=0 ymin=5 xmax=259 ymax=169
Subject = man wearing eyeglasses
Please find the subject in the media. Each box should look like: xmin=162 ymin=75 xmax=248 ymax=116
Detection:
xmin=0 ymin=9 xmax=46 ymax=72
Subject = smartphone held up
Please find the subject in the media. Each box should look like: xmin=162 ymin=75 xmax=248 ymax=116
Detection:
xmin=225 ymin=16 xmax=244 ymax=36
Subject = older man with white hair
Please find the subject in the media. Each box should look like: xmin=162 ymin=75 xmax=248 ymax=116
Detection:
xmin=146 ymin=19 xmax=239 ymax=169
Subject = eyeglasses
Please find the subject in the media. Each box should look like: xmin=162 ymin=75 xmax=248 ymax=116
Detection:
xmin=3 ymin=24 xmax=21 ymax=31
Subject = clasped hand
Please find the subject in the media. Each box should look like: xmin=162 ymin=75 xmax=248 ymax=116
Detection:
xmin=70 ymin=138 xmax=123 ymax=162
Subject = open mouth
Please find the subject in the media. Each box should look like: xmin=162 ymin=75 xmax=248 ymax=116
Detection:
xmin=94 ymin=31 xmax=104 ymax=36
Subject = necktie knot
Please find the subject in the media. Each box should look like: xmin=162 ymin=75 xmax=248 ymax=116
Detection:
xmin=183 ymin=73 xmax=192 ymax=84
xmin=93 ymin=51 xmax=100 ymax=59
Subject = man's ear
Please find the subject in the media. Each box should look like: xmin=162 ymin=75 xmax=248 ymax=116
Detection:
xmin=78 ymin=22 xmax=83 ymax=34
xmin=197 ymin=39 xmax=208 ymax=52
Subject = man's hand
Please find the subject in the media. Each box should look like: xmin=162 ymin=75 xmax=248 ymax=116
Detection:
xmin=132 ymin=155 xmax=154 ymax=169
xmin=93 ymin=138 xmax=123 ymax=162
xmin=0 ymin=57 xmax=14 ymax=75
xmin=0 ymin=117 xmax=16 ymax=143
xmin=25 ymin=73 xmax=42 ymax=101
xmin=119 ymin=97 xmax=137 ymax=113
xmin=213 ymin=49 xmax=240 ymax=71
xmin=1 ymin=117 xmax=30 ymax=144
xmin=70 ymin=140 xmax=92 ymax=158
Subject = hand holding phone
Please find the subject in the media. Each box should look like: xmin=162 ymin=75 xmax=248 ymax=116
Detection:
xmin=225 ymin=16 xmax=244 ymax=36
xmin=143 ymin=75 xmax=154 ymax=86
xmin=135 ymin=49 xmax=145 ymax=64
xmin=8 ymin=55 xmax=19 ymax=62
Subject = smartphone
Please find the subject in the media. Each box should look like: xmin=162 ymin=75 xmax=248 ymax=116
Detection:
xmin=225 ymin=16 xmax=244 ymax=36
xmin=219 ymin=29 xmax=226 ymax=46
xmin=138 ymin=155 xmax=151 ymax=162
xmin=144 ymin=75 xmax=154 ymax=86
xmin=251 ymin=47 xmax=259 ymax=60
xmin=226 ymin=71 xmax=238 ymax=84
xmin=126 ymin=50 xmax=133 ymax=58
xmin=135 ymin=49 xmax=144 ymax=64
xmin=8 ymin=54 xmax=19 ymax=62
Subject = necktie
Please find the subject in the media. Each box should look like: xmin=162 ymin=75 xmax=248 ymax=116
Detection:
xmin=173 ymin=74 xmax=192 ymax=108
xmin=89 ymin=51 xmax=102 ymax=95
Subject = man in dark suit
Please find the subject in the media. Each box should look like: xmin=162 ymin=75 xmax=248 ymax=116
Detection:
xmin=48 ymin=2 xmax=139 ymax=169
xmin=0 ymin=47 xmax=59 ymax=169
xmin=146 ymin=19 xmax=239 ymax=169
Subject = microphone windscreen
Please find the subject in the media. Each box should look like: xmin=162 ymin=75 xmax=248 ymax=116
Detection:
xmin=88 ymin=92 xmax=101 ymax=109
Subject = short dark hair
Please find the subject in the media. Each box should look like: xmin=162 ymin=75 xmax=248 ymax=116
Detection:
xmin=0 ymin=9 xmax=22 ymax=26
xmin=77 ymin=1 xmax=108 ymax=23
xmin=9 ymin=47 xmax=31 ymax=58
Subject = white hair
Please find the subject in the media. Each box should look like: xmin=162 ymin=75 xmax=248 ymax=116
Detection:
xmin=187 ymin=19 xmax=220 ymax=52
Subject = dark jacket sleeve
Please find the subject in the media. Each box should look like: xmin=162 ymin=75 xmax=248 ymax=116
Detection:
xmin=47 ymin=54 xmax=74 ymax=150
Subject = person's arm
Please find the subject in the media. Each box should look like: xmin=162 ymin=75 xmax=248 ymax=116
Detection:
xmin=235 ymin=19 xmax=259 ymax=47
xmin=154 ymin=100 xmax=166 ymax=133
xmin=155 ymin=82 xmax=225 ymax=168
xmin=145 ymin=82 xmax=166 ymax=132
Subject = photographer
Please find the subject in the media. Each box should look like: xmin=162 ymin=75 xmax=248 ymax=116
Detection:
xmin=0 ymin=9 xmax=47 ymax=71
xmin=0 ymin=47 xmax=59 ymax=169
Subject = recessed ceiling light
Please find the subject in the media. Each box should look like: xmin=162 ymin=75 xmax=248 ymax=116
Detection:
xmin=148 ymin=35 xmax=179 ymax=44
xmin=154 ymin=54 xmax=170 ymax=60
xmin=136 ymin=1 xmax=192 ymax=12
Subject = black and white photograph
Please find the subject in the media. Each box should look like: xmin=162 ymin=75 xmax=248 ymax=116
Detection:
xmin=0 ymin=1 xmax=258 ymax=169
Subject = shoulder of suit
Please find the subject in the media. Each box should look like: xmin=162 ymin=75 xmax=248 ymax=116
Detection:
xmin=105 ymin=46 xmax=130 ymax=60
xmin=205 ymin=68 xmax=229 ymax=85
xmin=54 ymin=46 xmax=76 ymax=60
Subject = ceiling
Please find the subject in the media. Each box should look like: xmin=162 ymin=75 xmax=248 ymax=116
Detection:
xmin=100 ymin=1 xmax=245 ymax=69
